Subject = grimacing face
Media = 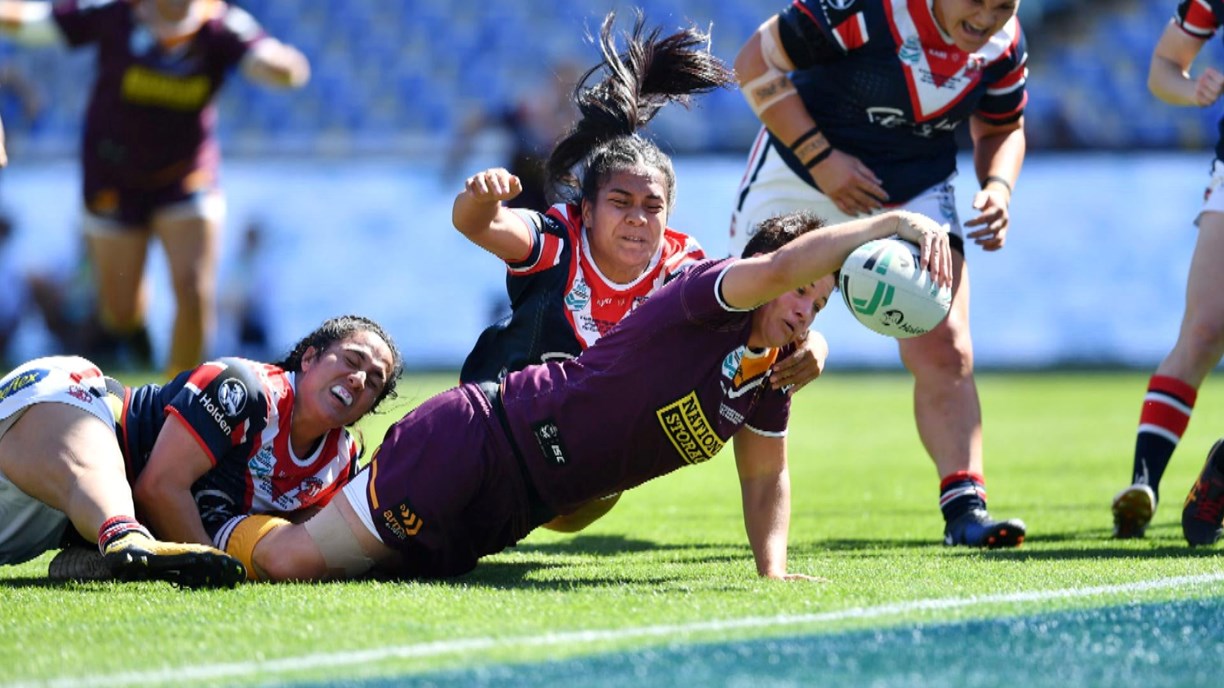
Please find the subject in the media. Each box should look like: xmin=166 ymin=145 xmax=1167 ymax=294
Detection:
xmin=751 ymin=275 xmax=836 ymax=349
xmin=580 ymin=168 xmax=669 ymax=284
xmin=299 ymin=330 xmax=394 ymax=429
xmin=932 ymin=0 xmax=1019 ymax=53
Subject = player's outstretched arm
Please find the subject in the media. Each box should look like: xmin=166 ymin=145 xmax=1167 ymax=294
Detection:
xmin=721 ymin=211 xmax=952 ymax=312
xmin=242 ymin=38 xmax=310 ymax=88
xmin=452 ymin=167 xmax=535 ymax=261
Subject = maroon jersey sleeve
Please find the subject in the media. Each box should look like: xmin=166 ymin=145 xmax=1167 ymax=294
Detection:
xmin=207 ymin=3 xmax=268 ymax=70
xmin=52 ymin=0 xmax=128 ymax=47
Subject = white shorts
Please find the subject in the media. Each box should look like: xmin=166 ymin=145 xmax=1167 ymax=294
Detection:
xmin=1196 ymin=159 xmax=1224 ymax=226
xmin=82 ymin=190 xmax=226 ymax=236
xmin=728 ymin=131 xmax=962 ymax=258
xmin=0 ymin=356 xmax=115 ymax=565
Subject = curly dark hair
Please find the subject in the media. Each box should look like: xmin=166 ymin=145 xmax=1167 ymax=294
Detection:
xmin=275 ymin=315 xmax=404 ymax=409
xmin=545 ymin=10 xmax=734 ymax=209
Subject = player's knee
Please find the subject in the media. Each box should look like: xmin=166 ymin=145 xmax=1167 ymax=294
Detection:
xmin=1179 ymin=315 xmax=1224 ymax=362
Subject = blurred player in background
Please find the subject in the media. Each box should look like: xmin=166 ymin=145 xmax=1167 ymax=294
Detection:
xmin=214 ymin=208 xmax=953 ymax=583
xmin=728 ymin=0 xmax=1028 ymax=548
xmin=0 ymin=0 xmax=310 ymax=376
xmin=44 ymin=314 xmax=402 ymax=581
xmin=1113 ymin=0 xmax=1224 ymax=546
xmin=453 ymin=11 xmax=828 ymax=533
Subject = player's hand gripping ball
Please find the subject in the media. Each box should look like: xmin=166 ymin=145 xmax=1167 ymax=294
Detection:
xmin=840 ymin=237 xmax=951 ymax=338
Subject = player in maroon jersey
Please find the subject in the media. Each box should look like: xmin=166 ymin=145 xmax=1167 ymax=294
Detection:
xmin=0 ymin=0 xmax=309 ymax=376
xmin=214 ymin=208 xmax=956 ymax=583
xmin=729 ymin=0 xmax=1028 ymax=548
xmin=455 ymin=12 xmax=829 ymax=534
xmin=1112 ymin=0 xmax=1224 ymax=545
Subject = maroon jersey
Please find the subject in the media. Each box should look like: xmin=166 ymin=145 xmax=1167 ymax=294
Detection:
xmin=366 ymin=258 xmax=790 ymax=577
xmin=53 ymin=0 xmax=263 ymax=196
xmin=118 ymin=357 xmax=360 ymax=538
xmin=502 ymin=258 xmax=790 ymax=514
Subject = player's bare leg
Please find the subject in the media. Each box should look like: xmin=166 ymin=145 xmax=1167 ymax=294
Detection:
xmin=154 ymin=206 xmax=220 ymax=375
xmin=85 ymin=223 xmax=152 ymax=366
xmin=898 ymin=254 xmax=1024 ymax=547
xmin=226 ymin=486 xmax=398 ymax=582
xmin=0 ymin=403 xmax=243 ymax=587
xmin=1116 ymin=212 xmax=1224 ymax=537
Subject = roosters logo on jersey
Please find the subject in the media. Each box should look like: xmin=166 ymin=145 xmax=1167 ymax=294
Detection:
xmin=298 ymin=477 xmax=324 ymax=501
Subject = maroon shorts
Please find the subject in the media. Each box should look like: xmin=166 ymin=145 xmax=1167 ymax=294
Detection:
xmin=83 ymin=167 xmax=217 ymax=227
xmin=363 ymin=384 xmax=537 ymax=578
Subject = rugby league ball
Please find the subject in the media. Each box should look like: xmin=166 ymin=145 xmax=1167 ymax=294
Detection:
xmin=839 ymin=237 xmax=951 ymax=339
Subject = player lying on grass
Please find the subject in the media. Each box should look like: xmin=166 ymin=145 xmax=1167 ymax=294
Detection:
xmin=1 ymin=315 xmax=400 ymax=586
xmin=215 ymin=208 xmax=953 ymax=583
xmin=453 ymin=11 xmax=829 ymax=535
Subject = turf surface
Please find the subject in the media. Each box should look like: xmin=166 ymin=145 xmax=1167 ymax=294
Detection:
xmin=1 ymin=371 xmax=1221 ymax=687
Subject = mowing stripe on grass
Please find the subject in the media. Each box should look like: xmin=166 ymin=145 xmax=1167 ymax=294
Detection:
xmin=10 ymin=572 xmax=1224 ymax=688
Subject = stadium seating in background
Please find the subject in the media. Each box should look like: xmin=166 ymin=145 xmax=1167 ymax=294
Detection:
xmin=0 ymin=0 xmax=1221 ymax=158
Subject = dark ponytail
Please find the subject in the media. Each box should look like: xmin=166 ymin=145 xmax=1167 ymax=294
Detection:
xmin=545 ymin=10 xmax=734 ymax=207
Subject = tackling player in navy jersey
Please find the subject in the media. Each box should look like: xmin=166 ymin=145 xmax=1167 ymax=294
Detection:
xmin=729 ymin=0 xmax=1027 ymax=548
xmin=5 ymin=315 xmax=400 ymax=584
xmin=211 ymin=207 xmax=955 ymax=583
xmin=1112 ymin=0 xmax=1224 ymax=545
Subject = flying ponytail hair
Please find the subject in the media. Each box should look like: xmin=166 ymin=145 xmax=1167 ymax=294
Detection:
xmin=545 ymin=10 xmax=734 ymax=208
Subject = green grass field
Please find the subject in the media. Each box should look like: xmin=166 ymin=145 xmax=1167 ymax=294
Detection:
xmin=2 ymin=371 xmax=1222 ymax=687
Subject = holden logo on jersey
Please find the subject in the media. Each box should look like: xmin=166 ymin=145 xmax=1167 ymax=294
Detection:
xmin=0 ymin=368 xmax=48 ymax=402
xmin=564 ymin=278 xmax=590 ymax=311
xmin=217 ymin=378 xmax=248 ymax=416
xmin=825 ymin=0 xmax=857 ymax=10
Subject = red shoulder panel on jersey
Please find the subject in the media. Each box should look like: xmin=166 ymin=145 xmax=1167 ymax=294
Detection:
xmin=831 ymin=12 xmax=868 ymax=51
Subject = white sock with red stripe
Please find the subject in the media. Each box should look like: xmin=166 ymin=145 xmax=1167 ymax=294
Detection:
xmin=1132 ymin=374 xmax=1198 ymax=503
xmin=96 ymin=516 xmax=152 ymax=555
xmin=939 ymin=471 xmax=988 ymax=524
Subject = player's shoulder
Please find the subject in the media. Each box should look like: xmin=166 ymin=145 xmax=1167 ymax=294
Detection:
xmin=205 ymin=1 xmax=265 ymax=42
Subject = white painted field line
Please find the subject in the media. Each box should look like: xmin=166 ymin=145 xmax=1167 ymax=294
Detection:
xmin=9 ymin=572 xmax=1224 ymax=688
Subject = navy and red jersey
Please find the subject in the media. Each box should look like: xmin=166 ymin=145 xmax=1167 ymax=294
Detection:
xmin=459 ymin=203 xmax=706 ymax=383
xmin=1174 ymin=0 xmax=1224 ymax=159
xmin=768 ymin=0 xmax=1028 ymax=203
xmin=117 ymin=358 xmax=360 ymax=537
xmin=52 ymin=0 xmax=264 ymax=193
xmin=501 ymin=258 xmax=790 ymax=516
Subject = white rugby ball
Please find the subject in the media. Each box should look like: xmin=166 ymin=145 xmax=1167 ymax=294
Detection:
xmin=839 ymin=237 xmax=952 ymax=338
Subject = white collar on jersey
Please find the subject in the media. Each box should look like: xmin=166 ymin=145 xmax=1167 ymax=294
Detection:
xmin=579 ymin=227 xmax=665 ymax=290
